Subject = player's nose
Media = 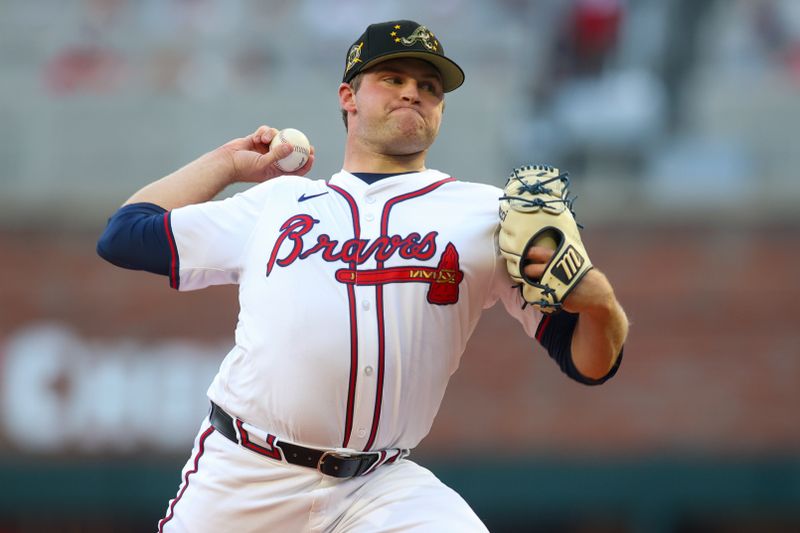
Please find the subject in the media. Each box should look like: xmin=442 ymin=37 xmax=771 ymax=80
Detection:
xmin=400 ymin=81 xmax=421 ymax=103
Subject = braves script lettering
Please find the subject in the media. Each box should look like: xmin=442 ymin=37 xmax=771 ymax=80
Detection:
xmin=266 ymin=214 xmax=438 ymax=275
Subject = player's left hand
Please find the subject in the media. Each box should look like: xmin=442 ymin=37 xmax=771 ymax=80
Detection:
xmin=523 ymin=246 xmax=615 ymax=315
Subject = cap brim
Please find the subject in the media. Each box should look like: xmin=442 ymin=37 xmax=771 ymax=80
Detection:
xmin=356 ymin=51 xmax=465 ymax=92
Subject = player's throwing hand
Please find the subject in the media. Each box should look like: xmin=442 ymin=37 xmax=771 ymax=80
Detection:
xmin=222 ymin=125 xmax=315 ymax=183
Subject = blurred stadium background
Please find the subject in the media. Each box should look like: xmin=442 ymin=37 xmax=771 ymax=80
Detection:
xmin=1 ymin=0 xmax=799 ymax=531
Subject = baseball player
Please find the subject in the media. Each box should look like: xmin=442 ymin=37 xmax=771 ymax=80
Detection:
xmin=97 ymin=20 xmax=627 ymax=532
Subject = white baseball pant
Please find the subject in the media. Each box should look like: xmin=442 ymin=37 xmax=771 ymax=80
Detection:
xmin=158 ymin=418 xmax=489 ymax=532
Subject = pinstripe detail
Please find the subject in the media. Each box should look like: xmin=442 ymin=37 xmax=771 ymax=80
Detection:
xmin=328 ymin=183 xmax=361 ymax=448
xmin=158 ymin=425 xmax=214 ymax=532
xmin=163 ymin=212 xmax=179 ymax=289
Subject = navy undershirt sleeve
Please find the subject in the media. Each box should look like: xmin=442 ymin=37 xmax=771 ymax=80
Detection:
xmin=96 ymin=202 xmax=172 ymax=276
xmin=536 ymin=311 xmax=623 ymax=385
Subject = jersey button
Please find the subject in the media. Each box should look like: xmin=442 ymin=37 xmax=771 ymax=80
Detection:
xmin=365 ymin=195 xmax=376 ymax=204
xmin=361 ymin=300 xmax=371 ymax=311
xmin=357 ymin=428 xmax=367 ymax=438
xmin=364 ymin=213 xmax=375 ymax=222
xmin=364 ymin=366 xmax=374 ymax=376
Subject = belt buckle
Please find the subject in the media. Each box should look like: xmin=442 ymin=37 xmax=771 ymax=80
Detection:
xmin=316 ymin=450 xmax=354 ymax=476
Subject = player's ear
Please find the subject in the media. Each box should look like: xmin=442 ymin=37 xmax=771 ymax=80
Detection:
xmin=339 ymin=83 xmax=357 ymax=112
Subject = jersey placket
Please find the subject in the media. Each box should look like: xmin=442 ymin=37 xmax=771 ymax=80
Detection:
xmin=328 ymin=182 xmax=384 ymax=451
xmin=347 ymin=190 xmax=382 ymax=451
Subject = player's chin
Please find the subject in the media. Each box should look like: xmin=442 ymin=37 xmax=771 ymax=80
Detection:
xmin=387 ymin=137 xmax=433 ymax=157
xmin=389 ymin=126 xmax=436 ymax=153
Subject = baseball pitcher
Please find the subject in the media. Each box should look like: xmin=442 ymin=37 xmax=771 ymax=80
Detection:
xmin=97 ymin=19 xmax=628 ymax=532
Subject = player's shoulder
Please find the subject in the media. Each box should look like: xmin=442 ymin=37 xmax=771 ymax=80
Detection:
xmin=430 ymin=169 xmax=500 ymax=193
xmin=420 ymin=171 xmax=503 ymax=221
xmin=235 ymin=174 xmax=327 ymax=201
xmin=252 ymin=174 xmax=322 ymax=190
xmin=450 ymin=179 xmax=502 ymax=197
xmin=438 ymin=172 xmax=503 ymax=203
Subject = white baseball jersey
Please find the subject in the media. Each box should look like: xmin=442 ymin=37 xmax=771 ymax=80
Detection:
xmin=168 ymin=169 xmax=542 ymax=453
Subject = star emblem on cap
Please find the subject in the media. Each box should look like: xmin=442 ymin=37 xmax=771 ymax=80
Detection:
xmin=390 ymin=24 xmax=402 ymax=43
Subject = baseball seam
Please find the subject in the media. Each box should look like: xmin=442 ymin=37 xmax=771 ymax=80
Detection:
xmin=275 ymin=131 xmax=309 ymax=171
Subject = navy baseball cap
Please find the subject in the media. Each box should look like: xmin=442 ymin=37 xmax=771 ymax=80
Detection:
xmin=342 ymin=20 xmax=465 ymax=92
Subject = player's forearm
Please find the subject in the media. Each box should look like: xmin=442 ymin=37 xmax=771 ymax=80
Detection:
xmin=123 ymin=147 xmax=235 ymax=210
xmin=570 ymin=287 xmax=628 ymax=380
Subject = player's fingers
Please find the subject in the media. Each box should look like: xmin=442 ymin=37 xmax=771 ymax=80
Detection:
xmin=261 ymin=127 xmax=279 ymax=146
xmin=525 ymin=245 xmax=554 ymax=264
xmin=249 ymin=126 xmax=278 ymax=154
xmin=522 ymin=246 xmax=554 ymax=281
xmin=522 ymin=262 xmax=546 ymax=281
xmin=250 ymin=125 xmax=271 ymax=139
xmin=234 ymin=144 xmax=292 ymax=183
xmin=267 ymin=143 xmax=293 ymax=165
xmin=293 ymin=151 xmax=315 ymax=176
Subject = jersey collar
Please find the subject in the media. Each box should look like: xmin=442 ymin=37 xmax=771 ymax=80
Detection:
xmin=330 ymin=169 xmax=452 ymax=195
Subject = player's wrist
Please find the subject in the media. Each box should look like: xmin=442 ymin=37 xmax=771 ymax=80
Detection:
xmin=205 ymin=146 xmax=240 ymax=187
xmin=563 ymin=270 xmax=616 ymax=316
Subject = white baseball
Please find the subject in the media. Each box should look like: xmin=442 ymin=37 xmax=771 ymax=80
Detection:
xmin=271 ymin=128 xmax=311 ymax=172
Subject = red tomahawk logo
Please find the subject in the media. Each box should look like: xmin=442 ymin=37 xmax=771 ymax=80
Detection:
xmin=334 ymin=243 xmax=464 ymax=305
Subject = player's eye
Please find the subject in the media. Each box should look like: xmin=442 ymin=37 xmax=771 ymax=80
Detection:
xmin=420 ymin=81 xmax=442 ymax=96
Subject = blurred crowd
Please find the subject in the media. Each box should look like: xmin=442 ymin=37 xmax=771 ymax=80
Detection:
xmin=28 ymin=1 xmax=800 ymax=98
xmin=1 ymin=0 xmax=799 ymax=221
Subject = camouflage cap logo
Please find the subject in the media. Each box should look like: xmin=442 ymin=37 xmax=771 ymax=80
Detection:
xmin=390 ymin=24 xmax=439 ymax=52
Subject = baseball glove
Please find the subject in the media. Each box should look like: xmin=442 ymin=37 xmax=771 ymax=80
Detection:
xmin=498 ymin=164 xmax=593 ymax=313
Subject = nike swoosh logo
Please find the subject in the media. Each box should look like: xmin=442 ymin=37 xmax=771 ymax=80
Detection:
xmin=298 ymin=191 xmax=330 ymax=202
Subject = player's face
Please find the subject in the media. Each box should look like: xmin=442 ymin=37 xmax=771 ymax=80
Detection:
xmin=348 ymin=58 xmax=445 ymax=156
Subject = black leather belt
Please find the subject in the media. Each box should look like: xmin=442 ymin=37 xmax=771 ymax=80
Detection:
xmin=209 ymin=402 xmax=384 ymax=478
